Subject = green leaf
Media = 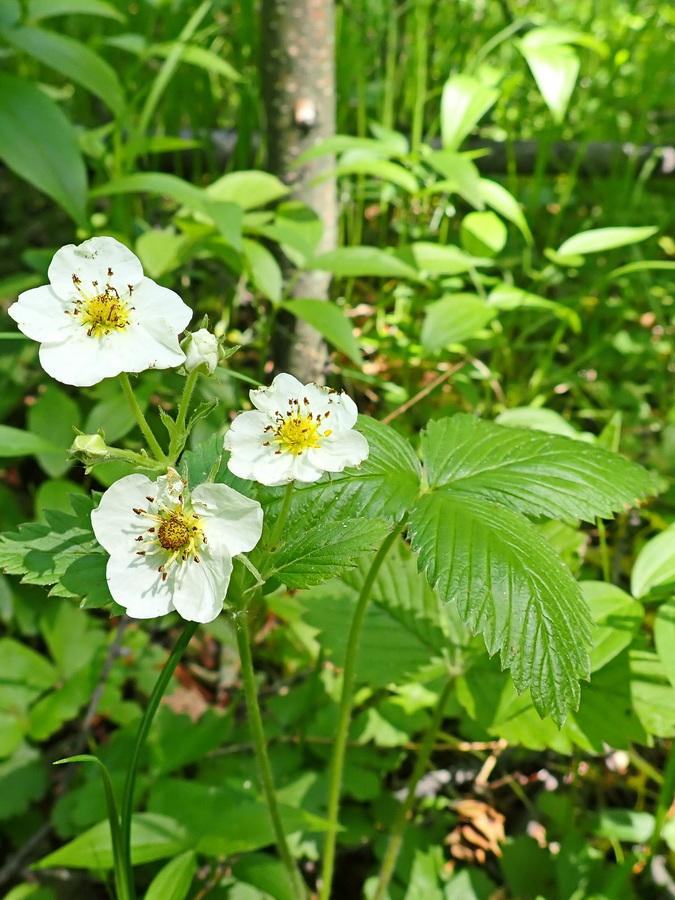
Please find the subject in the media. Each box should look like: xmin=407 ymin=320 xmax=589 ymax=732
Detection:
xmin=654 ymin=596 xmax=675 ymax=690
xmin=409 ymin=491 xmax=591 ymax=723
xmin=308 ymin=246 xmax=421 ymax=280
xmin=487 ymin=284 xmax=581 ymax=331
xmin=206 ymin=170 xmax=289 ymax=210
xmin=581 ymin=581 xmax=642 ymax=672
xmin=242 ymin=238 xmax=283 ymax=304
xmin=298 ymin=133 xmax=401 ymax=164
xmin=0 ymin=425 xmax=61 ymax=458
xmin=420 ymin=294 xmax=495 ymax=353
xmin=631 ymin=523 xmax=675 ymax=599
xmin=440 ymin=74 xmax=499 ymax=151
xmin=283 ymin=299 xmax=362 ymax=365
xmin=33 ymin=813 xmax=190 ymax=869
xmin=27 ymin=384 xmax=80 ymax=477
xmin=0 ymin=743 xmax=48 ymax=819
xmin=231 ymin=854 xmax=295 ymax=900
xmin=557 ymin=226 xmax=658 ymax=258
xmin=519 ymin=42 xmax=580 ymax=123
xmin=153 ymin=41 xmax=241 ymax=81
xmin=0 ymin=73 xmax=87 ymax=225
xmin=610 ymin=260 xmax=675 ymax=278
xmin=0 ymin=637 xmax=57 ymax=710
xmin=90 ymin=172 xmax=207 ymax=211
xmin=144 ymin=850 xmax=196 ymax=900
xmin=495 ymin=407 xmax=586 ymax=440
xmin=27 ymin=0 xmax=126 ymax=20
xmin=330 ymin=158 xmax=418 ymax=193
xmin=460 ymin=211 xmax=507 ymax=257
xmin=424 ymin=151 xmax=484 ymax=208
xmin=251 ymin=200 xmax=323 ymax=266
xmin=421 ymin=414 xmax=657 ymax=522
xmin=135 ymin=228 xmax=190 ymax=279
xmin=400 ymin=242 xmax=492 ymax=275
xmin=2 ymin=26 xmax=126 ymax=117
xmin=478 ymin=178 xmax=533 ymax=244
xmin=60 ymin=554 xmax=113 ymax=609
xmin=265 ymin=517 xmax=390 ymax=589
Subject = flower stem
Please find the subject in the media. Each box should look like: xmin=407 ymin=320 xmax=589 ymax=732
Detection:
xmin=268 ymin=481 xmax=295 ymax=549
xmin=118 ymin=373 xmax=167 ymax=464
xmin=372 ymin=674 xmax=455 ymax=900
xmin=319 ymin=522 xmax=404 ymax=900
xmin=168 ymin=368 xmax=200 ymax=463
xmin=119 ymin=621 xmax=198 ymax=900
xmin=235 ymin=611 xmax=308 ymax=899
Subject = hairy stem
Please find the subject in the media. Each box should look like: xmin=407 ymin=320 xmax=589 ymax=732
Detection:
xmin=319 ymin=522 xmax=405 ymax=900
xmin=118 ymin=372 xmax=167 ymax=464
xmin=235 ymin=611 xmax=308 ymax=899
xmin=119 ymin=621 xmax=198 ymax=899
xmin=372 ymin=675 xmax=455 ymax=900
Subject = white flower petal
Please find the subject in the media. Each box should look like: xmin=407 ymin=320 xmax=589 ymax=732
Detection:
xmin=171 ymin=550 xmax=232 ymax=623
xmin=193 ymin=483 xmax=264 ymax=556
xmin=250 ymin=372 xmax=305 ymax=413
xmin=128 ymin=278 xmax=193 ymax=333
xmin=326 ymin=391 xmax=359 ymax=429
xmin=8 ymin=286 xmax=76 ymax=343
xmin=49 ymin=236 xmax=143 ymax=303
xmin=106 ymin=551 xmax=175 ymax=619
xmin=91 ymin=473 xmax=153 ymax=551
xmin=309 ymin=429 xmax=369 ymax=472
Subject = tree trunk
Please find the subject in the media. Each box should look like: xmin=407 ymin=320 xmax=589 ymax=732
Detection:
xmin=260 ymin=0 xmax=338 ymax=384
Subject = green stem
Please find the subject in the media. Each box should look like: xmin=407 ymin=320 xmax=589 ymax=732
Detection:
xmin=118 ymin=373 xmax=167 ymax=464
xmin=235 ymin=612 xmax=308 ymax=899
xmin=167 ymin=368 xmax=200 ymax=463
xmin=648 ymin=739 xmax=675 ymax=857
xmin=319 ymin=522 xmax=405 ymax=900
xmin=119 ymin=621 xmax=198 ymax=900
xmin=372 ymin=675 xmax=455 ymax=900
xmin=268 ymin=481 xmax=295 ymax=549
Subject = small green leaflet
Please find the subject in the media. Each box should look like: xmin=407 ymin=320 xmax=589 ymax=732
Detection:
xmin=421 ymin=414 xmax=658 ymax=522
xmin=409 ymin=492 xmax=591 ymax=725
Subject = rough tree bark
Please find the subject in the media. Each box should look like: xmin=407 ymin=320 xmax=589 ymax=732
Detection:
xmin=260 ymin=0 xmax=338 ymax=384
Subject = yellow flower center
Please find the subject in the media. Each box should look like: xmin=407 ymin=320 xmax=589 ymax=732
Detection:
xmin=134 ymin=500 xmax=205 ymax=581
xmin=68 ymin=270 xmax=133 ymax=338
xmin=265 ymin=398 xmax=333 ymax=456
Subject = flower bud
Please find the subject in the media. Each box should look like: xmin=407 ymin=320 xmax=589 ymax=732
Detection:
xmin=69 ymin=433 xmax=114 ymax=471
xmin=180 ymin=328 xmax=219 ymax=375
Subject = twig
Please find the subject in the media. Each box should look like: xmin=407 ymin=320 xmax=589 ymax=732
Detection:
xmin=380 ymin=363 xmax=465 ymax=425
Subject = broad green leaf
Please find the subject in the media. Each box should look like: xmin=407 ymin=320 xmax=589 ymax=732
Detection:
xmin=33 ymin=813 xmax=189 ymax=869
xmin=231 ymin=854 xmax=295 ymax=900
xmin=487 ymin=284 xmax=581 ymax=331
xmin=0 ymin=73 xmax=87 ymax=225
xmin=440 ymin=74 xmax=499 ymax=151
xmin=520 ymin=43 xmax=580 ymax=123
xmin=460 ymin=211 xmax=507 ymax=257
xmin=581 ymin=581 xmax=642 ymax=672
xmin=283 ymin=299 xmax=362 ymax=365
xmin=251 ymin=200 xmax=322 ymax=265
xmin=631 ymin=523 xmax=675 ymax=599
xmin=206 ymin=170 xmax=289 ymax=210
xmin=630 ymin=645 xmax=675 ymax=737
xmin=27 ymin=384 xmax=80 ymax=477
xmin=410 ymin=492 xmax=591 ymax=723
xmin=2 ymin=26 xmax=125 ymax=117
xmin=420 ymin=294 xmax=495 ymax=353
xmin=135 ymin=228 xmax=190 ymax=278
xmin=520 ymin=25 xmax=608 ymax=56
xmin=400 ymin=242 xmax=492 ymax=275
xmin=424 ymin=151 xmax=484 ymax=208
xmin=243 ymin=238 xmax=283 ymax=304
xmin=655 ymin=596 xmax=675 ymax=690
xmin=557 ymin=225 xmax=658 ymax=258
xmin=495 ymin=407 xmax=585 ymax=440
xmin=265 ymin=517 xmax=390 ymax=588
xmin=309 ymin=246 xmax=421 ymax=280
xmin=148 ymin=707 xmax=232 ymax=776
xmin=27 ymin=0 xmax=125 ymax=20
xmin=90 ymin=172 xmax=207 ymax=211
xmin=331 ymin=159 xmax=418 ymax=193
xmin=204 ymin=200 xmax=243 ymax=250
xmin=145 ymin=850 xmax=196 ymax=900
xmin=0 ymin=744 xmax=47 ymax=820
xmin=421 ymin=414 xmax=657 ymax=522
xmin=0 ymin=637 xmax=57 ymax=709
xmin=0 ymin=425 xmax=60 ymax=458
xmin=60 ymin=554 xmax=113 ymax=609
xmin=3 ymin=886 xmax=54 ymax=900
xmin=478 ymin=178 xmax=533 ymax=244
xmin=0 ymin=1 xmax=19 ymax=26
xmin=34 ymin=480 xmax=86 ymax=522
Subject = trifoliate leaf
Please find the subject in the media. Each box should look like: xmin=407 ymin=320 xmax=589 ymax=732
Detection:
xmin=422 ymin=414 xmax=657 ymax=522
xmin=409 ymin=491 xmax=592 ymax=725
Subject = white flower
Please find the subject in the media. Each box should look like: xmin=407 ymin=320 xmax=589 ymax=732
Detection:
xmin=8 ymin=236 xmax=192 ymax=387
xmin=91 ymin=468 xmax=263 ymax=623
xmin=180 ymin=328 xmax=219 ymax=374
xmin=224 ymin=372 xmax=369 ymax=486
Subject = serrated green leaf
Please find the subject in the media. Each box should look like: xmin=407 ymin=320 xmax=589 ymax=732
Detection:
xmin=421 ymin=414 xmax=657 ymax=522
xmin=409 ymin=491 xmax=591 ymax=723
xmin=33 ymin=813 xmax=190 ymax=869
xmin=266 ymin=517 xmax=390 ymax=589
